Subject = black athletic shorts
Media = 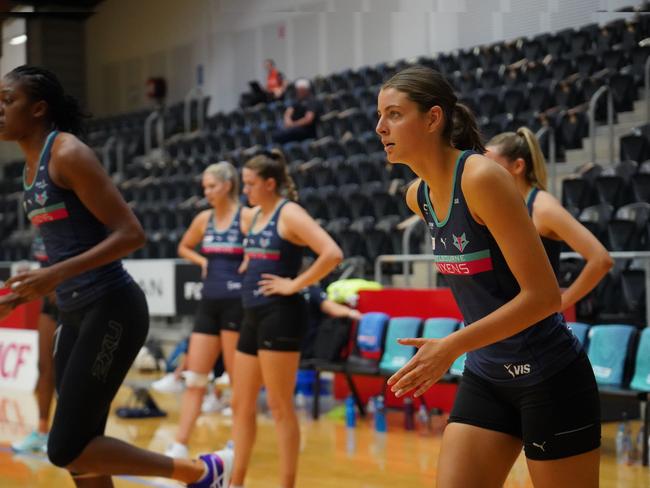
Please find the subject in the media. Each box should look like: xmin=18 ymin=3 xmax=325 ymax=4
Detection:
xmin=449 ymin=350 xmax=601 ymax=461
xmin=193 ymin=297 xmax=243 ymax=335
xmin=237 ymin=294 xmax=308 ymax=356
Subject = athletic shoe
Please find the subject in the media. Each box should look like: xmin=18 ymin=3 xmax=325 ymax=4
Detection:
xmin=201 ymin=391 xmax=223 ymax=414
xmin=151 ymin=373 xmax=184 ymax=394
xmin=165 ymin=441 xmax=190 ymax=459
xmin=220 ymin=406 xmax=233 ymax=417
xmin=11 ymin=431 xmax=48 ymax=453
xmin=187 ymin=448 xmax=233 ymax=488
xmin=215 ymin=372 xmax=230 ymax=386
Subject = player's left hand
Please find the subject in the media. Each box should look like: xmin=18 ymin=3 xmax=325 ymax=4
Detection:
xmin=387 ymin=338 xmax=456 ymax=398
xmin=258 ymin=274 xmax=297 ymax=296
xmin=4 ymin=267 xmax=61 ymax=302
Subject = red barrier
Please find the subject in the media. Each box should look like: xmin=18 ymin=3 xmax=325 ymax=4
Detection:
xmin=0 ymin=289 xmax=41 ymax=330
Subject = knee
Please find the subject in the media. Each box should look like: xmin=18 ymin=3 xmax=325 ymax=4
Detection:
xmin=232 ymin=394 xmax=257 ymax=420
xmin=182 ymin=370 xmax=210 ymax=389
xmin=47 ymin=437 xmax=81 ymax=468
xmin=266 ymin=397 xmax=295 ymax=422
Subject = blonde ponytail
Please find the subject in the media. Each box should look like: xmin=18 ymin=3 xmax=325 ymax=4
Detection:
xmin=517 ymin=127 xmax=547 ymax=191
xmin=487 ymin=126 xmax=548 ymax=190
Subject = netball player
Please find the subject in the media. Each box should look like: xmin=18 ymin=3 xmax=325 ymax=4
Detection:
xmin=485 ymin=128 xmax=613 ymax=309
xmin=166 ymin=162 xmax=252 ymax=458
xmin=378 ymin=66 xmax=600 ymax=488
xmin=229 ymin=150 xmax=342 ymax=488
xmin=0 ymin=65 xmax=231 ymax=488
xmin=11 ymin=231 xmax=57 ymax=454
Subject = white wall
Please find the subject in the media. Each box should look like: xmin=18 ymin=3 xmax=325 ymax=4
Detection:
xmin=1 ymin=17 xmax=27 ymax=77
xmin=83 ymin=0 xmax=645 ymax=117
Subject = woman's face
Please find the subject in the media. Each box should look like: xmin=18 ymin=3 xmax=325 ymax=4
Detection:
xmin=202 ymin=173 xmax=231 ymax=207
xmin=242 ymin=167 xmax=275 ymax=206
xmin=0 ymin=77 xmax=43 ymax=141
xmin=376 ymin=87 xmax=441 ymax=164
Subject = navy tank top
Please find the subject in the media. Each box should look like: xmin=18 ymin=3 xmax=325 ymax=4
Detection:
xmin=22 ymin=131 xmax=132 ymax=311
xmin=200 ymin=206 xmax=244 ymax=300
xmin=416 ymin=150 xmax=580 ymax=386
xmin=526 ymin=187 xmax=562 ymax=277
xmin=242 ymin=200 xmax=304 ymax=308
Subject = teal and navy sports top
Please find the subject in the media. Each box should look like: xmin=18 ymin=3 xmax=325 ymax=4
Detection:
xmin=241 ymin=200 xmax=304 ymax=307
xmin=200 ymin=207 xmax=244 ymax=299
xmin=22 ymin=131 xmax=132 ymax=311
xmin=416 ymin=150 xmax=580 ymax=386
xmin=526 ymin=187 xmax=562 ymax=277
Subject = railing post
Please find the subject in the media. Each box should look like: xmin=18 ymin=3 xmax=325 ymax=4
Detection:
xmin=588 ymin=85 xmax=614 ymax=163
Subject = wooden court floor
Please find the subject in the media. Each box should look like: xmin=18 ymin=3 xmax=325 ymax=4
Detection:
xmin=0 ymin=377 xmax=649 ymax=487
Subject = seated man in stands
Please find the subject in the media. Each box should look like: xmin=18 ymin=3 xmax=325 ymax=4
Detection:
xmin=273 ymin=78 xmax=318 ymax=144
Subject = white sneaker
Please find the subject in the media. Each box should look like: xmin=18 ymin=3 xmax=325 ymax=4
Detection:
xmin=215 ymin=372 xmax=230 ymax=386
xmin=201 ymin=391 xmax=223 ymax=414
xmin=165 ymin=441 xmax=189 ymax=459
xmin=151 ymin=373 xmax=184 ymax=394
xmin=220 ymin=406 xmax=233 ymax=417
xmin=187 ymin=446 xmax=233 ymax=488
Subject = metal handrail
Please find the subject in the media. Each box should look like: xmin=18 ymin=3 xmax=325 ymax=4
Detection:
xmin=401 ymin=219 xmax=429 ymax=285
xmin=643 ymin=56 xmax=650 ymax=123
xmin=375 ymin=251 xmax=650 ymax=327
xmin=184 ymin=87 xmax=205 ymax=132
xmin=536 ymin=126 xmax=557 ymax=197
xmin=588 ymin=85 xmax=615 ymax=164
xmin=102 ymin=136 xmax=117 ymax=174
xmin=144 ymin=110 xmax=161 ymax=154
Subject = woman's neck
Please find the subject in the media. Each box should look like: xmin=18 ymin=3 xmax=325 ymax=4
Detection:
xmin=19 ymin=126 xmax=52 ymax=168
xmin=410 ymin=143 xmax=462 ymax=196
xmin=213 ymin=198 xmax=236 ymax=217
xmin=258 ymin=195 xmax=283 ymax=215
xmin=515 ymin=177 xmax=534 ymax=201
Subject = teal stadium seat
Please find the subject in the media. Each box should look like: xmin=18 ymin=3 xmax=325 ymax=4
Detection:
xmin=630 ymin=328 xmax=650 ymax=391
xmin=422 ymin=317 xmax=459 ymax=339
xmin=567 ymin=321 xmax=590 ymax=346
xmin=378 ymin=317 xmax=422 ymax=375
xmin=587 ymin=324 xmax=636 ymax=387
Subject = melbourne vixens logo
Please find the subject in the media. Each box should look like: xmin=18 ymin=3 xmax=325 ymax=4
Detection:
xmin=452 ymin=233 xmax=469 ymax=252
xmin=35 ymin=191 xmax=48 ymax=206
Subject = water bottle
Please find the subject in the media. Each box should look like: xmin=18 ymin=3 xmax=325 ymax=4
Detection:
xmin=616 ymin=415 xmax=632 ymax=464
xmin=634 ymin=426 xmax=646 ymax=465
xmin=295 ymin=392 xmax=306 ymax=410
xmin=403 ymin=397 xmax=415 ymax=431
xmin=417 ymin=404 xmax=433 ymax=436
xmin=345 ymin=395 xmax=356 ymax=428
xmin=374 ymin=396 xmax=387 ymax=433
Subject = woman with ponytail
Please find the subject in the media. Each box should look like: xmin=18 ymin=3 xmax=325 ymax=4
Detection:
xmin=486 ymin=128 xmax=612 ymax=311
xmin=0 ymin=66 xmax=232 ymax=487
xmin=229 ymin=149 xmax=342 ymax=488
xmin=166 ymin=161 xmax=254 ymax=459
xmin=378 ymin=66 xmax=600 ymax=487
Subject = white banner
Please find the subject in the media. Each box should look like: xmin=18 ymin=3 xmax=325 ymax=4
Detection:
xmin=0 ymin=329 xmax=38 ymax=392
xmin=123 ymin=259 xmax=176 ymax=316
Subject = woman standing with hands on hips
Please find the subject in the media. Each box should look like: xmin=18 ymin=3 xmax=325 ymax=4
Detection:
xmin=378 ymin=66 xmax=600 ymax=488
xmin=229 ymin=150 xmax=342 ymax=488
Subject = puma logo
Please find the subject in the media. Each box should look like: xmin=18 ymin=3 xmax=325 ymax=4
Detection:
xmin=532 ymin=441 xmax=546 ymax=452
